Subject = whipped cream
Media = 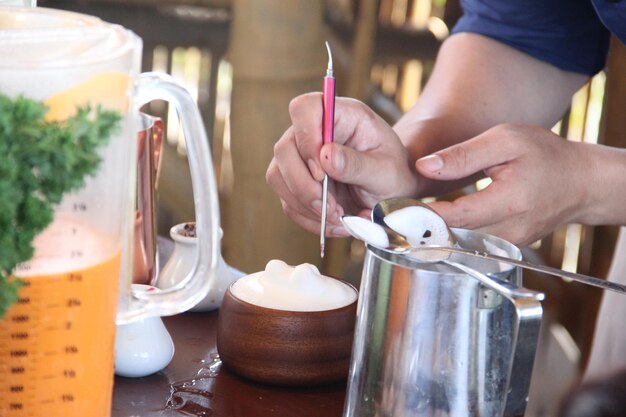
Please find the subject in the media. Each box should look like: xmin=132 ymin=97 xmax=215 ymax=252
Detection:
xmin=230 ymin=260 xmax=357 ymax=312
xmin=385 ymin=205 xmax=451 ymax=262
xmin=341 ymin=216 xmax=390 ymax=249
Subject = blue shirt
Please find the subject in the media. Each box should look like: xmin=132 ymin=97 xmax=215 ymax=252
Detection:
xmin=453 ymin=0 xmax=626 ymax=75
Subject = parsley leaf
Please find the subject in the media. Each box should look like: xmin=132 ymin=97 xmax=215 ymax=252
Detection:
xmin=0 ymin=94 xmax=121 ymax=317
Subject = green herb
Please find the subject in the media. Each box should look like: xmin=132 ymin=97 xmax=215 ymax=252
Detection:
xmin=0 ymin=93 xmax=121 ymax=318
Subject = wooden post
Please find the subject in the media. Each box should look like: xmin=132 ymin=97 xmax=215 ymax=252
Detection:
xmin=347 ymin=0 xmax=380 ymax=101
xmin=222 ymin=0 xmax=327 ymax=273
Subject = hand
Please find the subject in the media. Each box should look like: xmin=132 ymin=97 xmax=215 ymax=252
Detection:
xmin=266 ymin=93 xmax=419 ymax=236
xmin=415 ymin=124 xmax=592 ymax=246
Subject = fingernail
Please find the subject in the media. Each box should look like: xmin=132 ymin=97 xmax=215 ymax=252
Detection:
xmin=331 ymin=148 xmax=345 ymax=172
xmin=311 ymin=199 xmax=322 ymax=214
xmin=417 ymin=154 xmax=444 ymax=172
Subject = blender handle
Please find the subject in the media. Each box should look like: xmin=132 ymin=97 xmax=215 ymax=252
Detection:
xmin=119 ymin=72 xmax=221 ymax=323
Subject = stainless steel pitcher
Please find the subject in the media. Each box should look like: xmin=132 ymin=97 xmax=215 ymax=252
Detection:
xmin=343 ymin=229 xmax=543 ymax=417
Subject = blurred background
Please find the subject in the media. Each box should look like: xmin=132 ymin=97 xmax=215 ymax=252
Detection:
xmin=36 ymin=0 xmax=626 ymax=414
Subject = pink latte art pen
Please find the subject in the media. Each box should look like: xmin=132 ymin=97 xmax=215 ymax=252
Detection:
xmin=320 ymin=41 xmax=335 ymax=258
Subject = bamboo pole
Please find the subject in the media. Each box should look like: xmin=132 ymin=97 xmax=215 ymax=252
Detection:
xmin=222 ymin=0 xmax=326 ymax=274
xmin=347 ymin=0 xmax=380 ymax=101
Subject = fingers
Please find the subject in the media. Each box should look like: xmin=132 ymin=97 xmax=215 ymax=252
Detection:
xmin=289 ymin=94 xmax=380 ymax=177
xmin=267 ymin=125 xmax=343 ymax=234
xmin=267 ymin=155 xmax=341 ymax=227
xmin=266 ymin=157 xmax=317 ymax=219
xmin=280 ymin=199 xmax=349 ymax=238
xmin=427 ymin=182 xmax=512 ymax=231
xmin=415 ymin=124 xmax=580 ymax=246
xmin=416 ymin=125 xmax=522 ymax=181
xmin=272 ymin=126 xmax=323 ymax=209
xmin=426 ymin=180 xmax=538 ymax=246
xmin=289 ymin=93 xmax=325 ymax=179
xmin=270 ymin=93 xmax=415 ymax=234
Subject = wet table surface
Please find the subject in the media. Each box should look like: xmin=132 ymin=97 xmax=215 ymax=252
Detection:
xmin=111 ymin=311 xmax=347 ymax=417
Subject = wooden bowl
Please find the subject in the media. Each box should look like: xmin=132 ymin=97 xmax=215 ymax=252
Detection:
xmin=216 ymin=281 xmax=357 ymax=386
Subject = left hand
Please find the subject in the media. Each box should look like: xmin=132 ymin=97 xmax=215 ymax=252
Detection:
xmin=415 ymin=123 xmax=592 ymax=246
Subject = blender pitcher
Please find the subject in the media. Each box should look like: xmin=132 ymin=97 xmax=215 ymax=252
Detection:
xmin=343 ymin=229 xmax=544 ymax=417
xmin=0 ymin=7 xmax=220 ymax=417
xmin=0 ymin=0 xmax=36 ymax=6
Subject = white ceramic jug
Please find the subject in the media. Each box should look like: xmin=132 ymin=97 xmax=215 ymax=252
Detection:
xmin=158 ymin=222 xmax=239 ymax=312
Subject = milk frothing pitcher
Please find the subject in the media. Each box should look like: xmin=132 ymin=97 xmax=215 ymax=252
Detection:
xmin=343 ymin=229 xmax=543 ymax=417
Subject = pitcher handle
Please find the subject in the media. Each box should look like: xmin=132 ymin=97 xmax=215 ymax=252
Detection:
xmin=502 ymin=296 xmax=543 ymax=417
xmin=118 ymin=72 xmax=220 ymax=323
xmin=466 ymin=264 xmax=544 ymax=417
xmin=447 ymin=260 xmax=543 ymax=417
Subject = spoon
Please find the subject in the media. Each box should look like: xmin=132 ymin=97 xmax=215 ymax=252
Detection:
xmin=360 ymin=197 xmax=626 ymax=295
xmin=340 ymin=215 xmax=543 ymax=301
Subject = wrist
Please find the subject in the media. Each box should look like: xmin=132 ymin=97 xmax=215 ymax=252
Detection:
xmin=576 ymin=143 xmax=626 ymax=226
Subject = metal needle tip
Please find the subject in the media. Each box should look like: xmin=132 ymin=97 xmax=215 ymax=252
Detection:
xmin=325 ymin=41 xmax=333 ymax=70
xmin=320 ymin=175 xmax=329 ymax=259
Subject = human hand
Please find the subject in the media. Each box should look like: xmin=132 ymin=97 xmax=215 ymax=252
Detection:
xmin=266 ymin=93 xmax=419 ymax=236
xmin=415 ymin=124 xmax=592 ymax=246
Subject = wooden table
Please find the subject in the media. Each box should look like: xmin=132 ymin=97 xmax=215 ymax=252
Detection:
xmin=112 ymin=312 xmax=347 ymax=417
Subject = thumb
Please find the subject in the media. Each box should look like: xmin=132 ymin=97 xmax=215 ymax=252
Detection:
xmin=320 ymin=143 xmax=377 ymax=187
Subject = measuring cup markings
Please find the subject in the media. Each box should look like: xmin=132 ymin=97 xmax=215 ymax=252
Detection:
xmin=1 ymin=253 xmax=121 ymax=414
xmin=0 ymin=216 xmax=121 ymax=415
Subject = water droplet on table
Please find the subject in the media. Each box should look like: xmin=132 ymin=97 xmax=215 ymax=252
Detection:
xmin=165 ymin=354 xmax=222 ymax=416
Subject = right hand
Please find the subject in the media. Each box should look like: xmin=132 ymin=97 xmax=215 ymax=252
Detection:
xmin=266 ymin=93 xmax=420 ymax=236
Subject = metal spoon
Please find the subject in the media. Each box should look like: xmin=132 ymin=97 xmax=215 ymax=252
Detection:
xmin=364 ymin=197 xmax=626 ymax=295
xmin=339 ymin=215 xmax=543 ymax=300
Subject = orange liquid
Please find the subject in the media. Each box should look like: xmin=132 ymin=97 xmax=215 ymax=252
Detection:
xmin=0 ymin=251 xmax=121 ymax=417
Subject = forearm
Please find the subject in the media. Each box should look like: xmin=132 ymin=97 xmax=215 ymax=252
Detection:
xmin=394 ymin=32 xmax=588 ymax=196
